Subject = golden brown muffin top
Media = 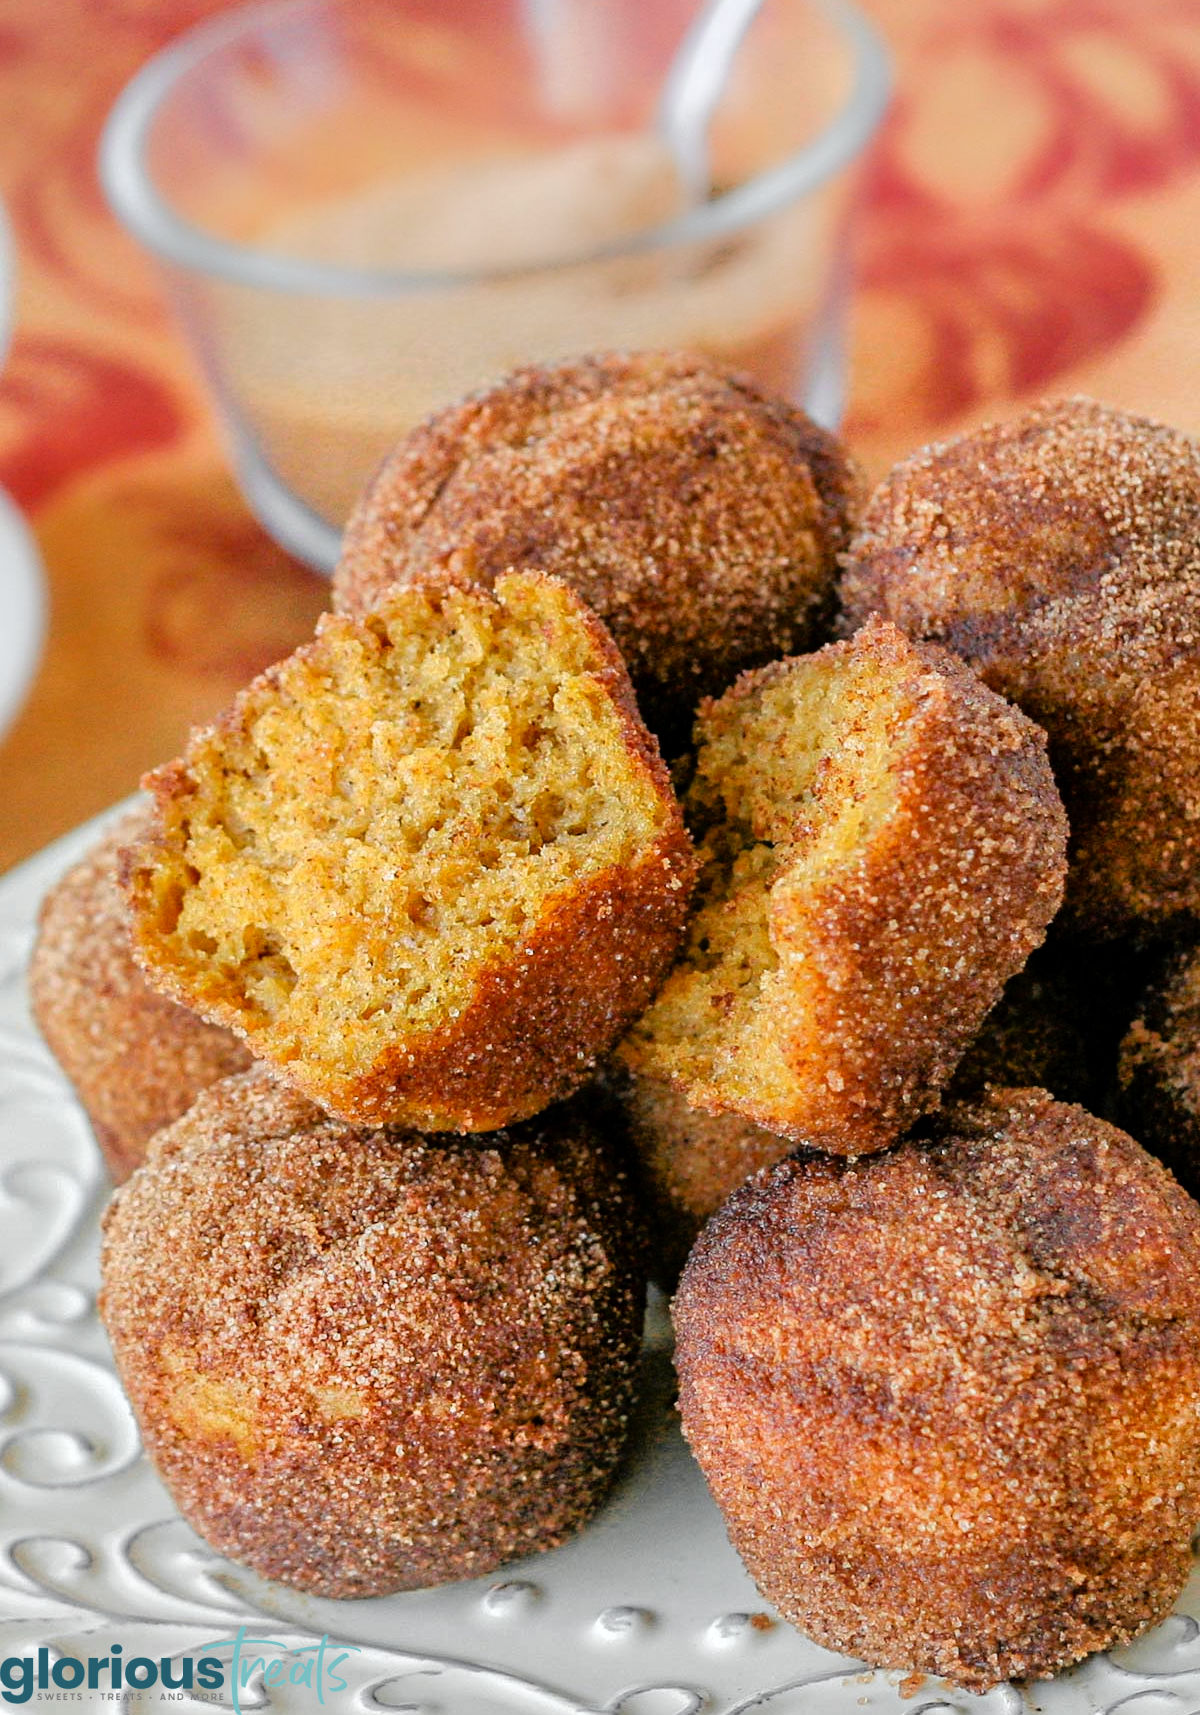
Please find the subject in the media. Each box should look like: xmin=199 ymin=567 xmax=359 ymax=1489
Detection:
xmin=103 ymin=1069 xmax=643 ymax=1393
xmin=684 ymin=1086 xmax=1200 ymax=1380
xmin=840 ymin=396 xmax=1200 ymax=709
xmin=334 ymin=349 xmax=863 ymax=746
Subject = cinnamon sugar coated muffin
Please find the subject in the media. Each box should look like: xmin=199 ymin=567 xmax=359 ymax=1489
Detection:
xmin=100 ymin=1069 xmax=646 ymax=1598
xmin=674 ymin=1089 xmax=1200 ymax=1690
xmin=30 ymin=808 xmax=250 ymax=1181
xmin=123 ymin=571 xmax=695 ymax=1131
xmin=1118 ymin=943 xmax=1200 ymax=1195
xmin=333 ymin=350 xmax=863 ymax=746
xmin=840 ymin=398 xmax=1200 ymax=934
xmin=617 ymin=618 xmax=1067 ymax=1153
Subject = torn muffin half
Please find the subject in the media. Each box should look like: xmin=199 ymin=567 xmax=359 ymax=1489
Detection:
xmin=124 ymin=571 xmax=696 ymax=1131
xmin=617 ymin=617 xmax=1067 ymax=1153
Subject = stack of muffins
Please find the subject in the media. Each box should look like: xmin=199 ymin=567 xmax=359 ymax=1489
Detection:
xmin=29 ymin=351 xmax=1200 ymax=1692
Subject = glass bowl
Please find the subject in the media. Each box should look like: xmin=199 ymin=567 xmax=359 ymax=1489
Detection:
xmin=101 ymin=0 xmax=890 ymax=572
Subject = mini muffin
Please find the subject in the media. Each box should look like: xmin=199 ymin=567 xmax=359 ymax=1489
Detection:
xmin=675 ymin=1088 xmax=1200 ymax=1690
xmin=333 ymin=350 xmax=863 ymax=748
xmin=29 ymin=808 xmax=251 ymax=1181
xmin=840 ymin=398 xmax=1200 ymax=935
xmin=1118 ymin=942 xmax=1200 ymax=1194
xmin=123 ymin=571 xmax=695 ymax=1132
xmin=617 ymin=617 xmax=1067 ymax=1153
xmin=100 ymin=1069 xmax=646 ymax=1599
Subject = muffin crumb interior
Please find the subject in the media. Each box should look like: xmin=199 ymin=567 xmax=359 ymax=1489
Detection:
xmin=636 ymin=644 xmax=915 ymax=1106
xmin=138 ymin=574 xmax=674 ymax=1078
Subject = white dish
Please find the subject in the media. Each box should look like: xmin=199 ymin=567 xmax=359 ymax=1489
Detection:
xmin=0 ymin=485 xmax=45 ymax=743
xmin=2 ymin=807 xmax=1200 ymax=1714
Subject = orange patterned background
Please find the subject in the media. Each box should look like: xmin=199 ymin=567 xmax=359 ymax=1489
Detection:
xmin=1 ymin=0 xmax=1199 ymax=871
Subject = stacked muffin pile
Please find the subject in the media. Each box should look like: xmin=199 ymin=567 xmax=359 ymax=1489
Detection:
xmin=28 ymin=352 xmax=1200 ymax=1691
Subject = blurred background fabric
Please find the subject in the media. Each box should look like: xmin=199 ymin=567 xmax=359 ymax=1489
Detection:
xmin=1 ymin=0 xmax=1198 ymax=870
